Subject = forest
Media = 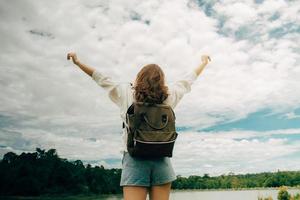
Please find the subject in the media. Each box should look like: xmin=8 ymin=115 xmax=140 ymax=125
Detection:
xmin=0 ymin=148 xmax=299 ymax=196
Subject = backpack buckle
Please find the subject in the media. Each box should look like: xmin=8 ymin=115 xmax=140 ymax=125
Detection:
xmin=162 ymin=114 xmax=168 ymax=123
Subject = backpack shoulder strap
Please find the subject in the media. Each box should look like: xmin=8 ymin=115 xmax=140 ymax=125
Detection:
xmin=123 ymin=102 xmax=134 ymax=129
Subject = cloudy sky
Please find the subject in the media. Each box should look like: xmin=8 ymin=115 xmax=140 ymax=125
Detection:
xmin=0 ymin=0 xmax=300 ymax=176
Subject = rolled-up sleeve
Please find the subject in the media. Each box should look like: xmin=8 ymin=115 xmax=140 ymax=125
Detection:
xmin=166 ymin=70 xmax=198 ymax=109
xmin=92 ymin=70 xmax=122 ymax=107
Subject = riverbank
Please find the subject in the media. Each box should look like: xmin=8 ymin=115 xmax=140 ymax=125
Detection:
xmin=172 ymin=186 xmax=300 ymax=192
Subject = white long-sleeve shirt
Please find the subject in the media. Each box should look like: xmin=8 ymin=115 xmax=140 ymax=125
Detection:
xmin=91 ymin=69 xmax=198 ymax=154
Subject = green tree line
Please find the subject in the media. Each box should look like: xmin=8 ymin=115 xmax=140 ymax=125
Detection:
xmin=173 ymin=171 xmax=300 ymax=189
xmin=0 ymin=148 xmax=299 ymax=196
xmin=0 ymin=148 xmax=121 ymax=196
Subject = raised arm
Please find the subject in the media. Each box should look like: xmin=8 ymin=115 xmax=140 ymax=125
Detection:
xmin=67 ymin=52 xmax=125 ymax=108
xmin=194 ymin=55 xmax=211 ymax=76
xmin=165 ymin=54 xmax=211 ymax=108
xmin=67 ymin=52 xmax=95 ymax=77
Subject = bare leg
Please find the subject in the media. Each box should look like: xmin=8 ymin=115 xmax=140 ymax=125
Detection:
xmin=123 ymin=186 xmax=149 ymax=200
xmin=149 ymin=182 xmax=172 ymax=200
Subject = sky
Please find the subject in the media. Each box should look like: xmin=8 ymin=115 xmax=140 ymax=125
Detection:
xmin=0 ymin=0 xmax=300 ymax=176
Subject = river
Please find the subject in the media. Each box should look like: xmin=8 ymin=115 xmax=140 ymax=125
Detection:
xmin=93 ymin=188 xmax=300 ymax=200
xmin=4 ymin=188 xmax=300 ymax=200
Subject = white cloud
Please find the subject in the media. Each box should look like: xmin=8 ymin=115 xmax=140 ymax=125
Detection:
xmin=214 ymin=2 xmax=257 ymax=29
xmin=172 ymin=129 xmax=300 ymax=176
xmin=4 ymin=126 xmax=123 ymax=160
xmin=1 ymin=0 xmax=299 ymax=128
xmin=281 ymin=112 xmax=300 ymax=120
xmin=257 ymin=0 xmax=288 ymax=14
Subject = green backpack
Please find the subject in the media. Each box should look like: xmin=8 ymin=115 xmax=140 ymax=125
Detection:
xmin=124 ymin=101 xmax=178 ymax=158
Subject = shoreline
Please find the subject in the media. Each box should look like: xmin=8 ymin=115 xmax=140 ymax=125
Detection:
xmin=171 ymin=186 xmax=300 ymax=192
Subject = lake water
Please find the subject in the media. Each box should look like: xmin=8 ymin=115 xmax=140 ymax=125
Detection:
xmin=4 ymin=189 xmax=300 ymax=200
xmin=96 ymin=189 xmax=300 ymax=200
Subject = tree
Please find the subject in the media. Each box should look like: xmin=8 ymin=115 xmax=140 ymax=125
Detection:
xmin=3 ymin=152 xmax=17 ymax=164
xmin=278 ymin=186 xmax=290 ymax=200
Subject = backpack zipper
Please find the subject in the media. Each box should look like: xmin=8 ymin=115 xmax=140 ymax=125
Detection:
xmin=134 ymin=138 xmax=176 ymax=145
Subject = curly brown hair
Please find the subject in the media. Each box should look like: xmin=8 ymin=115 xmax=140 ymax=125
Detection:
xmin=133 ymin=64 xmax=169 ymax=103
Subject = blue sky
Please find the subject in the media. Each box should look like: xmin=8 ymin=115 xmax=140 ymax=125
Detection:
xmin=200 ymin=108 xmax=300 ymax=132
xmin=0 ymin=0 xmax=300 ymax=176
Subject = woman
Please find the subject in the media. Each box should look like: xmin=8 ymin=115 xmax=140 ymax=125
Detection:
xmin=67 ymin=52 xmax=211 ymax=200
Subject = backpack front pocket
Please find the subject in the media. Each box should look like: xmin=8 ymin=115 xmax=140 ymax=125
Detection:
xmin=131 ymin=131 xmax=178 ymax=158
xmin=134 ymin=130 xmax=177 ymax=142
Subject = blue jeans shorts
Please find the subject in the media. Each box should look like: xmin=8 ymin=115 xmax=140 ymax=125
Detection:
xmin=120 ymin=151 xmax=177 ymax=187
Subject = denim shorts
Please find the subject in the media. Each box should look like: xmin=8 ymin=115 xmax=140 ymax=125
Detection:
xmin=120 ymin=151 xmax=177 ymax=187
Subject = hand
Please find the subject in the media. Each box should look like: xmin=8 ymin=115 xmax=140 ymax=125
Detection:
xmin=201 ymin=55 xmax=211 ymax=65
xmin=67 ymin=52 xmax=80 ymax=65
